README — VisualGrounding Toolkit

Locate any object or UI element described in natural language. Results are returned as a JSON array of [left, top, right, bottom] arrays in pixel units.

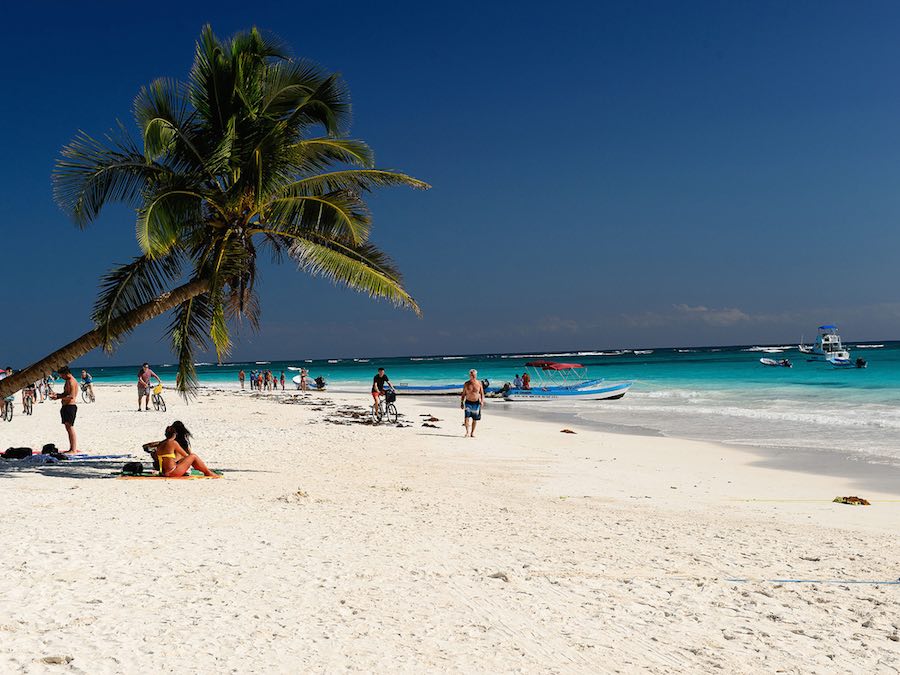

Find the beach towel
[[118, 474, 223, 480], [16, 454, 61, 465], [67, 454, 132, 460]]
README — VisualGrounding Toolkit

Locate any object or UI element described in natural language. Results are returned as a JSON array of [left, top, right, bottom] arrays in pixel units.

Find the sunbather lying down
[[142, 422, 220, 478]]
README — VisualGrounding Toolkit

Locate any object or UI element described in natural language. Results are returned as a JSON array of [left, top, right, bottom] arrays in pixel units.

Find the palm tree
[[0, 25, 427, 399]]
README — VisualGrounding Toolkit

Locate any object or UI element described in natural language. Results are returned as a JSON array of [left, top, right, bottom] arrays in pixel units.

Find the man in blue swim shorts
[[460, 369, 485, 438]]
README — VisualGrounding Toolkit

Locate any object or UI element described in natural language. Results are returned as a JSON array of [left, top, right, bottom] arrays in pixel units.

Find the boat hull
[[504, 381, 632, 401], [393, 384, 463, 395]]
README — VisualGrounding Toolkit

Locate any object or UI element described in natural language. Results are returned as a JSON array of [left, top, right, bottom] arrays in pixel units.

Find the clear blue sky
[[2, 0, 899, 365]]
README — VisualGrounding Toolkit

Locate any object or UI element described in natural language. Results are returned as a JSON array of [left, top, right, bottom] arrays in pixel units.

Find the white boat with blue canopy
[[503, 361, 632, 401], [798, 325, 867, 369], [799, 325, 850, 362]]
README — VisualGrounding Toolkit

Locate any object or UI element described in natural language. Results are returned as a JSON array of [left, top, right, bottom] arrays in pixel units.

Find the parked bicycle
[[81, 381, 95, 403], [2, 396, 13, 422], [151, 384, 166, 412], [371, 386, 398, 424]]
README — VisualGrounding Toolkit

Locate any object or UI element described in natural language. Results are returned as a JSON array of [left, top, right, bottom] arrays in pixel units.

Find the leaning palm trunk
[[0, 279, 209, 400]]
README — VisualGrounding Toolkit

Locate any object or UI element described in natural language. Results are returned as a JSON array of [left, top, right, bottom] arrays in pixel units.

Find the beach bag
[[122, 462, 144, 476], [42, 443, 59, 454], [3, 447, 33, 459]]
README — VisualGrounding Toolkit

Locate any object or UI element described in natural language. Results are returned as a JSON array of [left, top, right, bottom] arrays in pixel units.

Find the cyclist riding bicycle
[[1, 367, 14, 411], [371, 367, 392, 412], [81, 369, 94, 400]]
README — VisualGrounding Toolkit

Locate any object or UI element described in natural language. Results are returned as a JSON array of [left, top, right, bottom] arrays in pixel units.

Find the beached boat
[[799, 325, 851, 362], [504, 380, 632, 401], [503, 361, 632, 401], [393, 383, 463, 396], [760, 358, 792, 368]]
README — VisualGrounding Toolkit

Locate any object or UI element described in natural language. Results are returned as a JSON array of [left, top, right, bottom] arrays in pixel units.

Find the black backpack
[[3, 447, 33, 459], [42, 443, 59, 454], [122, 462, 144, 476]]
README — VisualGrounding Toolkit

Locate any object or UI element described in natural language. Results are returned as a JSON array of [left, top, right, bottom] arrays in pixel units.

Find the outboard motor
[[481, 378, 490, 391], [314, 375, 326, 389], [856, 358, 867, 369]]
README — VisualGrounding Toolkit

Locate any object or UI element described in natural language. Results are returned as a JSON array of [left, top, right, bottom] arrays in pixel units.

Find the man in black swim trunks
[[50, 365, 79, 453]]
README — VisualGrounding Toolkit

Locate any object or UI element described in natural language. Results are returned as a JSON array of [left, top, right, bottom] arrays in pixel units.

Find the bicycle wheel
[[386, 403, 398, 424], [82, 388, 90, 403], [3, 402, 12, 422], [154, 394, 166, 412]]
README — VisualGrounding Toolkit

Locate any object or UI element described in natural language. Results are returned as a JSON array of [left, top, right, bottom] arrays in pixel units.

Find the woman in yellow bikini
[[142, 421, 219, 477]]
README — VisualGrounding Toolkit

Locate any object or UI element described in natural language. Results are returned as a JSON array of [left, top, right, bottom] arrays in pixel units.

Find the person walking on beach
[[137, 363, 161, 411], [461, 369, 485, 438], [239, 369, 245, 389], [280, 371, 285, 390], [50, 366, 79, 453], [300, 368, 309, 391]]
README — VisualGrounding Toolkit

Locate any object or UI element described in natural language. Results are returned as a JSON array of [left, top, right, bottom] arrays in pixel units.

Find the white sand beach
[[1, 385, 898, 673]]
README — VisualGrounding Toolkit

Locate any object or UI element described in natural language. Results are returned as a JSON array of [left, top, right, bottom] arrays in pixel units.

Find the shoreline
[[82, 381, 900, 496]]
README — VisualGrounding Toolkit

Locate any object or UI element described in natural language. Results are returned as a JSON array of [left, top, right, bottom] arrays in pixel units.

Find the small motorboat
[[760, 358, 792, 368], [503, 361, 632, 401], [829, 357, 867, 369], [504, 380, 632, 401], [393, 379, 494, 396]]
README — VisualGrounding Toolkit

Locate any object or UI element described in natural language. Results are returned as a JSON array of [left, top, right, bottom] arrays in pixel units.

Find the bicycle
[[81, 382, 95, 403], [151, 384, 166, 412], [2, 396, 13, 422], [371, 388, 398, 425]]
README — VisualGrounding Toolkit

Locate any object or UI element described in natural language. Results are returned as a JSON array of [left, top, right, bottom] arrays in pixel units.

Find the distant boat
[[760, 357, 792, 368], [633, 350, 654, 355], [855, 344, 884, 349], [799, 325, 851, 362], [829, 357, 868, 369]]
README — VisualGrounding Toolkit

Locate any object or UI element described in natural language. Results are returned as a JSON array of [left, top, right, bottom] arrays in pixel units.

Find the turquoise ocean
[[83, 341, 900, 466]]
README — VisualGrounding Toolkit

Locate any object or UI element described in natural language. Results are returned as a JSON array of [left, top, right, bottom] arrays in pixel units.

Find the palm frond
[[92, 254, 184, 350], [285, 235, 420, 315], [265, 192, 371, 243], [260, 59, 333, 118], [286, 138, 374, 169], [169, 289, 214, 396], [136, 189, 204, 257], [53, 127, 166, 227], [279, 169, 430, 196]]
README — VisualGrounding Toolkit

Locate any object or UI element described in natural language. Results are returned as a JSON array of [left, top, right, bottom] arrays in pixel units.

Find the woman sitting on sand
[[142, 421, 219, 477]]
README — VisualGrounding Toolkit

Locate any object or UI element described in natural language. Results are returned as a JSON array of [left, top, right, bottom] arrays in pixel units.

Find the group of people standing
[[513, 372, 531, 389], [239, 369, 285, 391]]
